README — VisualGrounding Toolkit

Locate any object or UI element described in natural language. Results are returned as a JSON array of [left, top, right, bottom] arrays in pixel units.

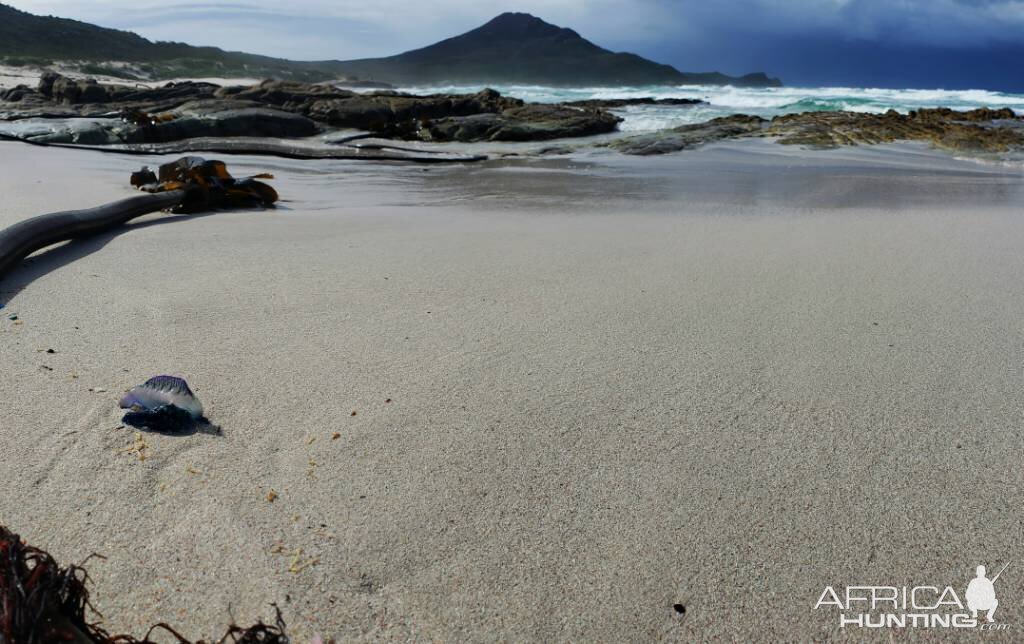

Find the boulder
[[0, 85, 33, 103], [421, 104, 621, 142], [118, 107, 318, 143]]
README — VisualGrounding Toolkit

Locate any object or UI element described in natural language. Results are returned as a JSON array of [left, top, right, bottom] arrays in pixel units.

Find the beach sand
[[1, 140, 1023, 641]]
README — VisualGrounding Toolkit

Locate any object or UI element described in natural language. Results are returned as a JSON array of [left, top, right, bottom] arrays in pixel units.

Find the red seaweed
[[0, 525, 289, 644]]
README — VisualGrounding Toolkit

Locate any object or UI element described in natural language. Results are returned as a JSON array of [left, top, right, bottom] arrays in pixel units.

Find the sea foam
[[394, 83, 1024, 132]]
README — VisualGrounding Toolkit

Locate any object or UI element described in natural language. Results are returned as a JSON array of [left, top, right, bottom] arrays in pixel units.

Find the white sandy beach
[[1, 140, 1023, 641]]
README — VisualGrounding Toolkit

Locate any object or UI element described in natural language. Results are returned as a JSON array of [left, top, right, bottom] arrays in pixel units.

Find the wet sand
[[1, 140, 1022, 641]]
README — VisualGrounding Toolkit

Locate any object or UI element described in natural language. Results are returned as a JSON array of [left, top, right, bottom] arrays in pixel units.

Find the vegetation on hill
[[0, 4, 781, 87], [335, 13, 781, 87], [0, 3, 343, 81]]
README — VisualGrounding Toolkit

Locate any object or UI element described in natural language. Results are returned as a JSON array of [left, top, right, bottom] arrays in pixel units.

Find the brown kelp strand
[[130, 156, 278, 214]]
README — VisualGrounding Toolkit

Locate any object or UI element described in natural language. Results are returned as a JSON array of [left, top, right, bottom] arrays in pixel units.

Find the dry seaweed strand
[[0, 525, 289, 644]]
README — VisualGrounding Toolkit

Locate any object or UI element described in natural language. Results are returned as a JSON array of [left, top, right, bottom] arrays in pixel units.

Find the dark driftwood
[[0, 190, 187, 279]]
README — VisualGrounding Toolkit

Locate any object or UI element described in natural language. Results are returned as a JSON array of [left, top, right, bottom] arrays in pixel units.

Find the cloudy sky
[[8, 0, 1024, 90]]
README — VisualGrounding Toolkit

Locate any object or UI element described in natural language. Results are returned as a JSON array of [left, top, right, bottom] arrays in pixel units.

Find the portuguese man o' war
[[119, 375, 208, 433]]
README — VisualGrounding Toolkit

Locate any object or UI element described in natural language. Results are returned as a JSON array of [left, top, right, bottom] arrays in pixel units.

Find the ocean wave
[[395, 83, 1024, 132]]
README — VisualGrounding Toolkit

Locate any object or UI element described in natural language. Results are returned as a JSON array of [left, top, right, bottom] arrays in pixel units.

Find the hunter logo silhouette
[[966, 563, 1007, 623]]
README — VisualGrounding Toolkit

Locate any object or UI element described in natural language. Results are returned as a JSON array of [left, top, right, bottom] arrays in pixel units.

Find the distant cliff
[[334, 13, 781, 87]]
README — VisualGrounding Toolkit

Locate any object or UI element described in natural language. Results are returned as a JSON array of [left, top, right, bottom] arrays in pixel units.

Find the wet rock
[[47, 76, 110, 104], [37, 72, 59, 98], [305, 88, 524, 132], [216, 79, 356, 112], [118, 107, 318, 143], [227, 82, 615, 141], [306, 95, 403, 131], [5, 75, 622, 143], [0, 85, 34, 103], [421, 104, 621, 142], [28, 126, 117, 145], [763, 109, 1024, 152], [608, 108, 1024, 155], [36, 73, 223, 109], [912, 107, 1018, 123], [609, 115, 766, 155], [24, 103, 317, 145]]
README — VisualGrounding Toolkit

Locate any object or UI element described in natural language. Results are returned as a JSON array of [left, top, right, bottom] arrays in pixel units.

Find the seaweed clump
[[0, 525, 289, 643], [130, 157, 278, 214]]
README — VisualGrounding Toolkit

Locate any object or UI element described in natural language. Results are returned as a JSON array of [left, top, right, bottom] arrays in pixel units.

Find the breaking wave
[[394, 83, 1024, 132]]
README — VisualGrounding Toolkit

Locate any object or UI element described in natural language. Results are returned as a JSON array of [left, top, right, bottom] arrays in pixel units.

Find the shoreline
[[2, 72, 1023, 164], [1, 140, 1022, 639]]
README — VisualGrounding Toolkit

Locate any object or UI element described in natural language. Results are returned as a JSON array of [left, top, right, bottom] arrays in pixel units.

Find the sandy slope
[[0, 64, 260, 90], [0, 140, 1022, 641]]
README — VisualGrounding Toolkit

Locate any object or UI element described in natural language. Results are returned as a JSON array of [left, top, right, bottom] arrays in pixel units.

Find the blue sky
[[8, 1, 1024, 90]]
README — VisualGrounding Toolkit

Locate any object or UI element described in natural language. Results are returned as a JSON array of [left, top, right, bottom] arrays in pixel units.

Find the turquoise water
[[396, 84, 1024, 132]]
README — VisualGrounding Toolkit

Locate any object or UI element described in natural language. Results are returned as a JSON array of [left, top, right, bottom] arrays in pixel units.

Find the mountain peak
[[338, 13, 779, 87], [0, 3, 781, 88], [476, 12, 578, 38], [487, 12, 546, 26]]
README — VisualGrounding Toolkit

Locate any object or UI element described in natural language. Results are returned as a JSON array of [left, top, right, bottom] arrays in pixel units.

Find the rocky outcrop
[[609, 115, 767, 155], [762, 108, 1024, 152], [19, 88, 318, 145], [37, 71, 222, 106], [1, 75, 623, 144], [421, 105, 622, 142], [609, 108, 1024, 155], [0, 84, 35, 103], [216, 82, 522, 129], [119, 107, 318, 143], [4, 74, 1021, 155]]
